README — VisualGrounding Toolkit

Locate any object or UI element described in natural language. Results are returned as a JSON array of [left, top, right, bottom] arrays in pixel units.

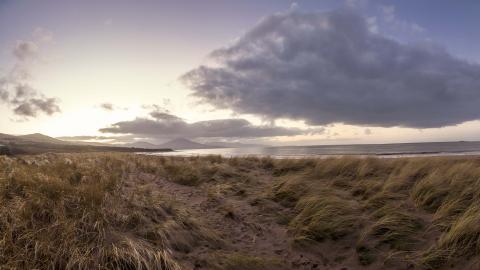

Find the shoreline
[[141, 149, 480, 159]]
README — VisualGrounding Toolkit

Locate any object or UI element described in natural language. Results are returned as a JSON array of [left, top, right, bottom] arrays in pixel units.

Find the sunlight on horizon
[[2, 0, 480, 146]]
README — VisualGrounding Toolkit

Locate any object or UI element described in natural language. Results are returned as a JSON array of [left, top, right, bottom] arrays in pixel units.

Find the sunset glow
[[2, 0, 480, 145]]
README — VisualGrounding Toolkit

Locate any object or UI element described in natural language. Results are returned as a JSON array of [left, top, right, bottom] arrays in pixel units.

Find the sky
[[1, 0, 480, 146]]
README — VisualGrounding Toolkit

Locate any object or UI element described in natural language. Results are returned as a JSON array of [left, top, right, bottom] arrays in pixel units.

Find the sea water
[[146, 141, 480, 158]]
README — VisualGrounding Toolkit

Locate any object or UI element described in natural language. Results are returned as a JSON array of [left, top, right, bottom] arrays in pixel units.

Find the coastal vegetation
[[1, 153, 480, 269]]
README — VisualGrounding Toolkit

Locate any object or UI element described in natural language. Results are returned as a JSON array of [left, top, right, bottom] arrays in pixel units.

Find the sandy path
[[145, 173, 328, 270], [131, 171, 427, 270]]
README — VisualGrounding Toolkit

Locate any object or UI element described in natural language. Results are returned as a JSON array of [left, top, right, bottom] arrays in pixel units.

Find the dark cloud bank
[[182, 9, 480, 128], [100, 110, 321, 140], [0, 35, 60, 118]]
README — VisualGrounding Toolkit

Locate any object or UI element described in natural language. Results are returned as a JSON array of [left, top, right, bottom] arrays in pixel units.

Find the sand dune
[[1, 153, 480, 269]]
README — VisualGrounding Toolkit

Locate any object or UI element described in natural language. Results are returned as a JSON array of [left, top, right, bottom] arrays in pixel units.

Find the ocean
[[147, 141, 480, 158]]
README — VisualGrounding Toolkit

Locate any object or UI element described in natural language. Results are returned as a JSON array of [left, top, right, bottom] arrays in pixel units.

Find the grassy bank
[[1, 153, 480, 269]]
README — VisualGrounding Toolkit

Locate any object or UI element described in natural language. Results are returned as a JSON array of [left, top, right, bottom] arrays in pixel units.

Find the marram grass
[[1, 153, 480, 269]]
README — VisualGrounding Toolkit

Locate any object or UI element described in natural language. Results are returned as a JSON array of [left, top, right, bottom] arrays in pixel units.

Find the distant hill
[[18, 133, 68, 144], [122, 141, 161, 149], [123, 140, 266, 150], [0, 133, 16, 139], [0, 133, 17, 143], [0, 132, 265, 154], [0, 133, 172, 155], [157, 138, 218, 150], [207, 141, 268, 148]]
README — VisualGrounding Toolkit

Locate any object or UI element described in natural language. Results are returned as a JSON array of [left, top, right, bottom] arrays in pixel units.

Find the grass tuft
[[289, 193, 359, 241]]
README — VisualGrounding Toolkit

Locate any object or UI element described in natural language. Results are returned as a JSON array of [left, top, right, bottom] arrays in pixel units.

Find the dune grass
[[1, 153, 480, 269], [289, 192, 360, 242], [0, 154, 216, 269], [265, 156, 480, 268], [360, 207, 423, 250]]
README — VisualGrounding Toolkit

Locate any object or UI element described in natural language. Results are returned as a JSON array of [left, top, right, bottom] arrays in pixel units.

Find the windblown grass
[[2, 154, 480, 269], [360, 207, 423, 250], [266, 156, 480, 268], [0, 154, 215, 269], [290, 193, 359, 242]]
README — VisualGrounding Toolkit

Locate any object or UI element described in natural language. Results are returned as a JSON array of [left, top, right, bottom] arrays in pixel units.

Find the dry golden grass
[[266, 156, 480, 268], [0, 154, 216, 269], [2, 153, 480, 269]]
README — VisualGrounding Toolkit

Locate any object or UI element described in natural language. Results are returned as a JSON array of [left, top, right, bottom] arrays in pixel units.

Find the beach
[[146, 141, 480, 158]]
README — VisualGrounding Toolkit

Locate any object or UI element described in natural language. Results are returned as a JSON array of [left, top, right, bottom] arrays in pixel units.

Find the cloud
[[345, 0, 369, 8], [58, 135, 110, 141], [182, 9, 480, 128], [0, 29, 60, 119], [99, 110, 318, 140], [99, 103, 114, 111], [13, 41, 39, 61], [57, 135, 135, 143], [149, 111, 183, 122], [29, 98, 60, 115], [99, 102, 128, 111], [0, 82, 60, 118], [380, 5, 424, 34], [366, 16, 378, 33], [13, 96, 60, 117], [33, 27, 53, 43]]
